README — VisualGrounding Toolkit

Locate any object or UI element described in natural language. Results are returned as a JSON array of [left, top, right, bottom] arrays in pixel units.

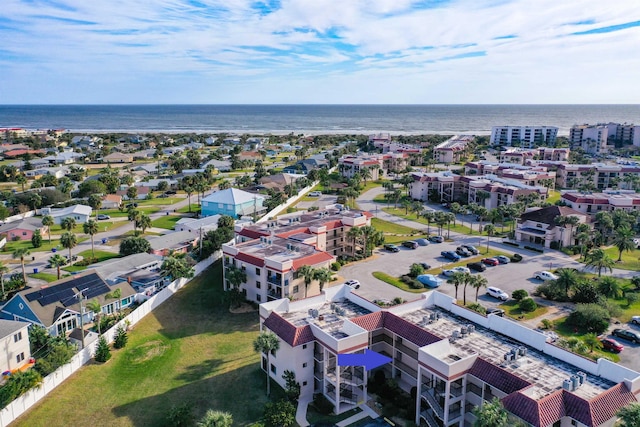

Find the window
[[270, 364, 276, 374], [256, 267, 261, 275], [16, 352, 24, 363], [302, 381, 307, 386], [303, 363, 307, 368], [13, 332, 22, 342], [293, 285, 299, 293], [241, 265, 246, 272], [256, 281, 261, 289], [302, 344, 307, 349]]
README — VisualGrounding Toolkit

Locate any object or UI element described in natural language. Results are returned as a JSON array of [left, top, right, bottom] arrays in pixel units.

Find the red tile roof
[[236, 252, 265, 267], [588, 383, 637, 426], [291, 252, 334, 270], [351, 311, 385, 331], [238, 228, 267, 240], [352, 312, 440, 347], [263, 313, 314, 347], [469, 358, 531, 394]]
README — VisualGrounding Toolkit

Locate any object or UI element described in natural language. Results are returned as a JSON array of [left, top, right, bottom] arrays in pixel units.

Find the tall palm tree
[[60, 217, 76, 232], [613, 226, 635, 262], [461, 272, 473, 306], [471, 275, 489, 302], [583, 333, 603, 353], [483, 224, 495, 253], [584, 249, 615, 277], [253, 332, 280, 397], [313, 268, 332, 293], [48, 254, 67, 280], [422, 210, 434, 235], [137, 214, 152, 234], [447, 271, 465, 300], [128, 209, 142, 233], [86, 299, 103, 335], [12, 248, 30, 284], [60, 232, 77, 265], [297, 265, 316, 298], [347, 227, 363, 256], [41, 215, 54, 243], [445, 212, 456, 238], [83, 219, 99, 259]]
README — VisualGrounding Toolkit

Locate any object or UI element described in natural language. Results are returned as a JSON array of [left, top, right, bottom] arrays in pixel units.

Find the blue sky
[[1, 0, 640, 104]]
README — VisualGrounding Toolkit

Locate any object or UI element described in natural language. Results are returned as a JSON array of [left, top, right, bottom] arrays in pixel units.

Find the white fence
[[0, 251, 221, 427], [257, 183, 317, 223]]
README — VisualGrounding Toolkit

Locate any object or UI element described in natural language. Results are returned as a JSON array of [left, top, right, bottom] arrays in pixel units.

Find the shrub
[[264, 400, 296, 427], [94, 336, 111, 363], [409, 263, 424, 278], [626, 292, 640, 306], [312, 393, 333, 415], [512, 289, 528, 301], [519, 297, 537, 312], [400, 275, 423, 289], [0, 369, 42, 409], [567, 303, 610, 334], [113, 325, 128, 349], [466, 303, 486, 314], [571, 282, 600, 304], [540, 319, 554, 330], [331, 262, 340, 271], [31, 230, 42, 248], [166, 403, 193, 427], [502, 241, 519, 247], [524, 245, 544, 253], [510, 253, 523, 263], [536, 282, 569, 302], [392, 297, 405, 305]]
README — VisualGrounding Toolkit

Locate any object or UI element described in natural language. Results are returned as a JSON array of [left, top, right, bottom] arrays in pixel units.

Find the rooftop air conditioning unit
[[577, 371, 587, 386]]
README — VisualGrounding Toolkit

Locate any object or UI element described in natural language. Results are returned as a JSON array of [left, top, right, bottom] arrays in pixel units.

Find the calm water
[[1, 104, 639, 135]]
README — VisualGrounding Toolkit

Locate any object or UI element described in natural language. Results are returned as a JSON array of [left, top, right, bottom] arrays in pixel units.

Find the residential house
[[201, 188, 266, 218], [256, 173, 303, 192], [71, 136, 102, 147], [259, 285, 640, 426], [41, 204, 93, 224], [175, 215, 221, 234], [205, 137, 218, 146], [0, 320, 32, 374], [162, 146, 185, 156], [201, 159, 232, 172], [135, 178, 178, 191], [24, 166, 68, 179], [91, 253, 165, 295], [283, 157, 329, 174], [102, 152, 134, 163], [12, 158, 50, 170], [42, 151, 85, 165], [116, 186, 150, 200], [147, 231, 198, 256], [515, 205, 588, 248], [131, 149, 156, 160], [238, 151, 262, 162], [0, 217, 48, 241], [101, 194, 122, 209], [0, 271, 136, 337]]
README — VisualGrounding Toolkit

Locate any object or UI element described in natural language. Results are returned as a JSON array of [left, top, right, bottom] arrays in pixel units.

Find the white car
[[345, 280, 360, 289], [309, 191, 322, 197], [534, 271, 558, 281], [495, 255, 510, 264], [442, 266, 471, 277], [632, 316, 640, 325], [486, 286, 509, 301]]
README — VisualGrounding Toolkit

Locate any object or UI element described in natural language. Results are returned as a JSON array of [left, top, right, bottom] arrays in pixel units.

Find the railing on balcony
[[420, 409, 442, 427], [267, 275, 282, 286], [314, 350, 324, 361], [467, 383, 482, 396], [420, 391, 444, 420], [448, 405, 462, 421], [395, 342, 418, 359], [394, 360, 417, 379], [450, 384, 463, 398]]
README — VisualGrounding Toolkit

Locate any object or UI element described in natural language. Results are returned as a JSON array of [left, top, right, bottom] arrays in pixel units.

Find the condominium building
[[434, 136, 474, 164], [465, 162, 556, 189], [223, 206, 373, 303], [499, 148, 569, 165], [338, 155, 383, 181], [570, 123, 640, 151], [515, 205, 589, 248], [409, 172, 548, 209], [561, 190, 640, 215], [259, 285, 639, 426], [490, 126, 558, 148], [554, 163, 640, 190]]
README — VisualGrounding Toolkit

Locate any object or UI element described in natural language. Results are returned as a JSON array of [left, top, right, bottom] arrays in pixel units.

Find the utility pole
[[74, 288, 88, 349], [199, 226, 203, 258]]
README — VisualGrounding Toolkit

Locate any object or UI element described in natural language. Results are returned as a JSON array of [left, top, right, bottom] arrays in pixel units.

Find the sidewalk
[[295, 396, 312, 427], [335, 404, 379, 427]]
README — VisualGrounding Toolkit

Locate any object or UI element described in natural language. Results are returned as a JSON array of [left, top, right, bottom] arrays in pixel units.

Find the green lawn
[[14, 261, 285, 427], [50, 221, 122, 235], [151, 215, 182, 230], [382, 207, 481, 235], [177, 204, 200, 214], [601, 246, 640, 271], [99, 207, 161, 218], [546, 190, 561, 204], [135, 197, 183, 206], [1, 238, 62, 254], [78, 250, 120, 262], [28, 272, 63, 283], [371, 217, 420, 235], [498, 300, 549, 320], [372, 271, 425, 293], [552, 317, 620, 362]]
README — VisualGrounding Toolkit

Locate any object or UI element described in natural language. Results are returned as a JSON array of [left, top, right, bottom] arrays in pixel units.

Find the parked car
[[462, 245, 479, 255], [534, 271, 559, 281], [428, 235, 444, 243], [165, 190, 177, 195], [402, 241, 419, 250], [417, 274, 444, 288], [455, 247, 471, 257], [415, 238, 430, 246], [481, 258, 500, 266], [495, 255, 510, 264], [157, 193, 169, 198], [631, 316, 640, 325], [308, 191, 322, 197], [419, 263, 432, 270], [97, 214, 111, 220], [125, 203, 138, 209], [487, 308, 505, 317], [384, 244, 400, 253], [467, 262, 487, 272], [345, 280, 361, 289], [443, 266, 471, 277], [441, 251, 461, 261], [599, 337, 624, 353], [486, 287, 509, 301], [612, 329, 640, 344]]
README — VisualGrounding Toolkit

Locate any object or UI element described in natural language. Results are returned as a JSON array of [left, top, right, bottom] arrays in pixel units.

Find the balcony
[[314, 350, 324, 361], [267, 275, 282, 286], [420, 409, 443, 427], [394, 360, 417, 379], [421, 390, 445, 420], [396, 342, 418, 359]]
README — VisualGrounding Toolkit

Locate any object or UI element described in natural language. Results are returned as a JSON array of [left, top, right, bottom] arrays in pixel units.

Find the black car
[[125, 203, 139, 209], [384, 244, 400, 253], [419, 263, 431, 270], [462, 244, 479, 255], [456, 247, 471, 257], [165, 190, 177, 195], [402, 241, 419, 249], [612, 329, 640, 344], [467, 262, 487, 272]]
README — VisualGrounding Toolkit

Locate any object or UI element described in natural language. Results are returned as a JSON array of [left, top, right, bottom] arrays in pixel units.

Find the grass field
[[601, 246, 640, 271], [14, 261, 283, 427], [135, 197, 183, 206], [50, 221, 122, 235], [1, 238, 62, 254], [498, 300, 549, 320], [99, 207, 161, 218], [177, 204, 200, 214], [151, 215, 182, 230], [382, 207, 481, 236], [28, 272, 63, 282]]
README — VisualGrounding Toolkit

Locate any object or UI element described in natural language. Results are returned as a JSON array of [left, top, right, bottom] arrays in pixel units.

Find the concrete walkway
[[295, 395, 312, 427], [336, 403, 380, 427]]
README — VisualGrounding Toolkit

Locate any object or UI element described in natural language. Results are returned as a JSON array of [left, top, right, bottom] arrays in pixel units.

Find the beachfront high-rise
[[490, 126, 559, 148]]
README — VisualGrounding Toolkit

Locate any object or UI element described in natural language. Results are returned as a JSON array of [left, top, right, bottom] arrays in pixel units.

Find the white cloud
[[1, 0, 640, 103]]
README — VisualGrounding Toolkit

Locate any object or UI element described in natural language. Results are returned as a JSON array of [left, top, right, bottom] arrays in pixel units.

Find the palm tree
[[447, 272, 465, 300], [461, 272, 473, 305], [347, 227, 363, 256], [483, 224, 495, 253], [138, 214, 152, 234], [313, 268, 332, 293], [224, 265, 247, 290], [471, 275, 488, 302], [41, 215, 54, 243], [60, 232, 77, 265], [86, 299, 103, 335], [445, 212, 455, 238], [128, 209, 142, 233], [184, 185, 194, 212], [0, 261, 9, 298], [48, 254, 67, 280], [197, 410, 233, 427], [584, 249, 615, 277], [583, 333, 603, 353], [554, 268, 580, 298], [60, 217, 76, 232], [12, 248, 30, 284], [597, 276, 623, 299], [253, 332, 280, 397], [613, 225, 635, 262], [297, 265, 316, 298], [16, 174, 27, 192], [83, 219, 99, 259], [422, 210, 434, 235]]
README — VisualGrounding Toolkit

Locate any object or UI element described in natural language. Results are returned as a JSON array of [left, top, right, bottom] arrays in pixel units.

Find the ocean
[[1, 104, 639, 135]]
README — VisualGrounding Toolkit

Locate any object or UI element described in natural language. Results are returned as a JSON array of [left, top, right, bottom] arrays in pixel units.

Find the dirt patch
[[128, 340, 168, 363], [230, 303, 255, 314]]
